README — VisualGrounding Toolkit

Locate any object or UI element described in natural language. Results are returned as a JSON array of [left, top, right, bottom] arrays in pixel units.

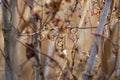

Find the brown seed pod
[[58, 20, 64, 27], [55, 15, 60, 22], [63, 26, 69, 33], [59, 26, 69, 34], [38, 33, 45, 41], [59, 27, 64, 34], [65, 0, 71, 3], [78, 0, 84, 3], [45, 0, 61, 11], [91, 9, 98, 16], [45, 3, 51, 9], [38, 66, 44, 75], [32, 6, 41, 15], [26, 27, 33, 34]]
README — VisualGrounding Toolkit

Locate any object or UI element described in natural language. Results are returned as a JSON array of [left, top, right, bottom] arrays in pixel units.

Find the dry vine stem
[[57, 60, 67, 80], [115, 0, 120, 78], [44, 41, 55, 79], [78, 0, 90, 28], [98, 0, 120, 79], [109, 21, 120, 80], [82, 0, 112, 80], [97, 0, 115, 79]]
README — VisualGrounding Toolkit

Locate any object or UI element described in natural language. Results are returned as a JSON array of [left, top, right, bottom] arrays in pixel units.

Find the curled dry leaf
[[26, 43, 35, 60], [58, 49, 68, 58]]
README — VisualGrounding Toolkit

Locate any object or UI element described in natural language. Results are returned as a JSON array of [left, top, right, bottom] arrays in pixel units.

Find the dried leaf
[[26, 43, 35, 59]]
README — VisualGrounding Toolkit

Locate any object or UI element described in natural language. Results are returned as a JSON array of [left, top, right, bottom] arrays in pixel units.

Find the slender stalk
[[115, 0, 120, 77], [44, 41, 55, 80], [78, 0, 90, 28], [30, 0, 40, 80], [116, 21, 120, 77], [82, 0, 112, 80], [57, 60, 67, 80]]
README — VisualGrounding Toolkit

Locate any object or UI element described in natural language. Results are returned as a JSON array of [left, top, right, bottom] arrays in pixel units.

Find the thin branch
[[57, 60, 67, 80], [16, 38, 62, 71], [78, 0, 90, 28]]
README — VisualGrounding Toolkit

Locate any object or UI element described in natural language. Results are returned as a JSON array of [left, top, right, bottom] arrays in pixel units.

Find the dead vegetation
[[0, 0, 120, 80]]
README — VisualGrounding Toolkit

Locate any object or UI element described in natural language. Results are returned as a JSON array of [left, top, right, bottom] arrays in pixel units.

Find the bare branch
[[82, 0, 112, 80]]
